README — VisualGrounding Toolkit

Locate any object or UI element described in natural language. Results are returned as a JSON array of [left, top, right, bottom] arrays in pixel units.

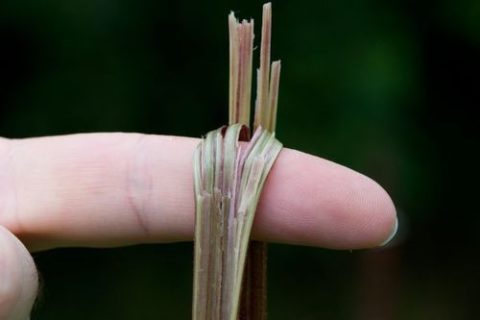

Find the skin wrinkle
[[125, 134, 154, 239]]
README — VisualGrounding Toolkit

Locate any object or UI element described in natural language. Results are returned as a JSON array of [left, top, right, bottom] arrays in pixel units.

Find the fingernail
[[380, 217, 398, 246]]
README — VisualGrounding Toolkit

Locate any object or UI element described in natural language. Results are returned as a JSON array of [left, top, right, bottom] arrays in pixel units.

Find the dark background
[[1, 0, 478, 319]]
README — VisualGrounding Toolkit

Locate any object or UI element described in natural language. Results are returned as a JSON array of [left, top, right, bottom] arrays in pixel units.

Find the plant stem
[[193, 3, 282, 319]]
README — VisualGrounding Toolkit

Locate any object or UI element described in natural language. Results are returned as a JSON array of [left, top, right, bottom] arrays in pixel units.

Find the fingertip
[[354, 176, 398, 248], [254, 149, 398, 249]]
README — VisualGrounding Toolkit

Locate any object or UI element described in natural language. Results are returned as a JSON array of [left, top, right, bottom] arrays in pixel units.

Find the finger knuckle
[[126, 134, 154, 238]]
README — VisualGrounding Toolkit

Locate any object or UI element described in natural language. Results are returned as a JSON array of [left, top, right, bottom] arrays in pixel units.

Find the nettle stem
[[193, 3, 282, 319]]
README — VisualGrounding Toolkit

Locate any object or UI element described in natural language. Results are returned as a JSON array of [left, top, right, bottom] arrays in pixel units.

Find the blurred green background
[[1, 0, 478, 319]]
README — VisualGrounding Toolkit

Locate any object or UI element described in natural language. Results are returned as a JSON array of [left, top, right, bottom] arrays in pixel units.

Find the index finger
[[0, 133, 397, 251]]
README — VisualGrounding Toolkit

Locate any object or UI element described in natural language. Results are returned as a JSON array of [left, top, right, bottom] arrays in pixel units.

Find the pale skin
[[0, 133, 397, 319]]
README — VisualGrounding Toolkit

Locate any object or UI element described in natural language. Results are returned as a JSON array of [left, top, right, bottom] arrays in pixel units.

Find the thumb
[[0, 226, 38, 320]]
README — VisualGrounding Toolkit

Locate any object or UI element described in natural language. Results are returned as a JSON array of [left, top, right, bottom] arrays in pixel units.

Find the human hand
[[0, 133, 397, 319]]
